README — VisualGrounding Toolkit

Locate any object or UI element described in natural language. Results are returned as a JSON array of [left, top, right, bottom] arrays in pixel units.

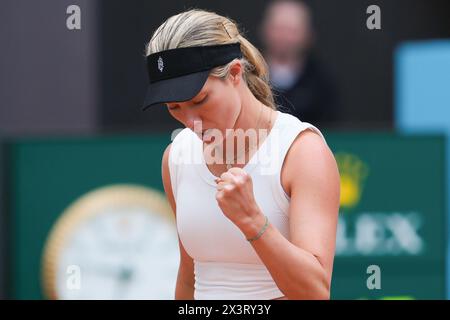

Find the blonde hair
[[145, 9, 276, 110]]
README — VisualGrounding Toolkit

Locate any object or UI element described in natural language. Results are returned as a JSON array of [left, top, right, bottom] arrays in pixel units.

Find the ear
[[228, 60, 243, 85]]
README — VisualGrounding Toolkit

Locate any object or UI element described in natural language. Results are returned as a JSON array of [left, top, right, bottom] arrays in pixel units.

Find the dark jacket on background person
[[272, 56, 339, 129]]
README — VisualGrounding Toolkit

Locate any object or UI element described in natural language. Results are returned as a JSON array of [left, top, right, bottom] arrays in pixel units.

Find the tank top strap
[[168, 128, 197, 201], [269, 112, 327, 214]]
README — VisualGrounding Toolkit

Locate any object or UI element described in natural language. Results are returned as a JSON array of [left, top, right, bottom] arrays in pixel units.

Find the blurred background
[[1, 0, 450, 299]]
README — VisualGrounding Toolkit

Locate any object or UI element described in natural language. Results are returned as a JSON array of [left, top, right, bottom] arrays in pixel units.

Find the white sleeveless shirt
[[168, 110, 327, 300]]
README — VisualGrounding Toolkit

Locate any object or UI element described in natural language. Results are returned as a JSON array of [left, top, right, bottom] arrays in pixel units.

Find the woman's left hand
[[214, 167, 262, 232]]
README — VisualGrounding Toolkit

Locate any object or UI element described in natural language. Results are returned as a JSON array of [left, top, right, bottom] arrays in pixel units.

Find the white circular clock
[[41, 184, 179, 300]]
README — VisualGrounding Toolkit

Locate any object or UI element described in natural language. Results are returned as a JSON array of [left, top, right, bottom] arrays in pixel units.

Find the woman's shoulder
[[162, 128, 190, 164], [163, 127, 201, 172], [275, 110, 328, 149], [277, 110, 325, 137], [172, 127, 194, 145], [276, 109, 335, 176], [285, 116, 336, 172], [280, 126, 337, 198], [168, 127, 196, 156]]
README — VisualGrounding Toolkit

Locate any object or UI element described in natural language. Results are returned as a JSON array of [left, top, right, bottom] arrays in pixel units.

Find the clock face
[[42, 185, 180, 300]]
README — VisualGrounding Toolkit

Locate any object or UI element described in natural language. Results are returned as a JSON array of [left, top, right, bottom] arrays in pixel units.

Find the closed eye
[[167, 94, 208, 111], [193, 95, 208, 106]]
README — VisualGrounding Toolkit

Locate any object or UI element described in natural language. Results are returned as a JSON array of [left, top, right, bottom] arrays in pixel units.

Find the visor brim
[[142, 70, 210, 110]]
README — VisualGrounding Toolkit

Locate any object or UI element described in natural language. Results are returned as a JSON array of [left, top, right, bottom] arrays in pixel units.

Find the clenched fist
[[214, 167, 264, 235]]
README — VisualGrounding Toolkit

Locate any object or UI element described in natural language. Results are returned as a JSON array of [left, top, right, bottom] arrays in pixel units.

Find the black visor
[[142, 43, 242, 110]]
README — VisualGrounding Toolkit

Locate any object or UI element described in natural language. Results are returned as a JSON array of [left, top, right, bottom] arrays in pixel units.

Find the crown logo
[[157, 56, 164, 72], [335, 152, 369, 210]]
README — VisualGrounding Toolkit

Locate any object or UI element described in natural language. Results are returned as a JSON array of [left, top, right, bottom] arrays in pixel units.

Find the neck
[[216, 91, 274, 166], [232, 95, 263, 134]]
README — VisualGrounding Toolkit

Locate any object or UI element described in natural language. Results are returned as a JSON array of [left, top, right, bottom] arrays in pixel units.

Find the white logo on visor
[[157, 56, 164, 72]]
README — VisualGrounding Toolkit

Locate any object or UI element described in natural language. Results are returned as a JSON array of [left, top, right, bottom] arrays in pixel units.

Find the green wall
[[5, 132, 446, 299]]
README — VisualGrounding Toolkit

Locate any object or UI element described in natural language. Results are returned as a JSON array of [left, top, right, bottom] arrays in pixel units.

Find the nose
[[184, 112, 202, 131], [168, 102, 203, 130]]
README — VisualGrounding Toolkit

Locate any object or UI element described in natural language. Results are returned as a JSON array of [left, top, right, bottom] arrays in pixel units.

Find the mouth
[[199, 129, 207, 138], [200, 128, 215, 143]]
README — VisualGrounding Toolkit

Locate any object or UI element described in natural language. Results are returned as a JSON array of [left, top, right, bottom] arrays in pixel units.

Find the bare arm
[[239, 129, 340, 299], [162, 143, 195, 300]]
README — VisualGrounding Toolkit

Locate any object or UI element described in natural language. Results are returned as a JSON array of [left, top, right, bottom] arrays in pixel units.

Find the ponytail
[[236, 35, 276, 110]]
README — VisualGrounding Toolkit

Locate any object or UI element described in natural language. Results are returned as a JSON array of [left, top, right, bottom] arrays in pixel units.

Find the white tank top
[[168, 110, 327, 300]]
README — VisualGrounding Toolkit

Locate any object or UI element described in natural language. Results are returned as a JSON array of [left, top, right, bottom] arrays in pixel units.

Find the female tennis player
[[143, 9, 340, 300]]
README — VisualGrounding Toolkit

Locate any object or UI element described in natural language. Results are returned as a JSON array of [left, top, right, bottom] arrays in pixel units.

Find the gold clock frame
[[41, 184, 174, 300]]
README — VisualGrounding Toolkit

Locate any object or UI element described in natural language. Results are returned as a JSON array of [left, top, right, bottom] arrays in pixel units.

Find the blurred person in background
[[260, 0, 340, 128]]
